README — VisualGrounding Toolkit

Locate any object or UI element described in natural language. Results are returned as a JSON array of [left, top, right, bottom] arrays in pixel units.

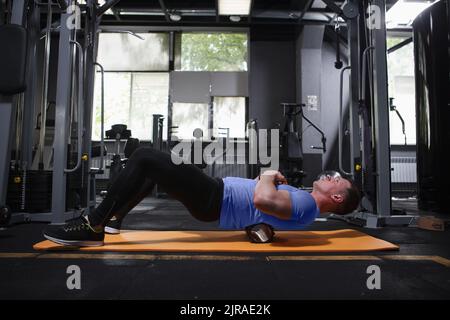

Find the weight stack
[[6, 170, 23, 212], [6, 170, 53, 213], [7, 169, 85, 213]]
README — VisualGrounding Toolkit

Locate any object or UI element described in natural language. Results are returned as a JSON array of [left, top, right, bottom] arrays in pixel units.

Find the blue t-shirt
[[219, 177, 320, 230]]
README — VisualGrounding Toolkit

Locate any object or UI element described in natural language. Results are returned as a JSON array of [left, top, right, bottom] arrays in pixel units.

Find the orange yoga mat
[[33, 229, 398, 252]]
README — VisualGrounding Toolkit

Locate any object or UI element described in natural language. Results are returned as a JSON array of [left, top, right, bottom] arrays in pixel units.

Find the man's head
[[312, 171, 361, 215]]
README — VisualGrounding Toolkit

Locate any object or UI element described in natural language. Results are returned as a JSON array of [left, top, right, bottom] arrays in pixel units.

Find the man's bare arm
[[253, 171, 291, 220]]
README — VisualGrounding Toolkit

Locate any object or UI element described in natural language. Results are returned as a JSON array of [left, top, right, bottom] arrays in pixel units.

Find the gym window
[[170, 97, 247, 141], [96, 33, 169, 71], [93, 31, 248, 142], [171, 103, 209, 140], [387, 35, 416, 145], [213, 97, 246, 138], [92, 72, 169, 141], [93, 32, 170, 141], [175, 32, 248, 71]]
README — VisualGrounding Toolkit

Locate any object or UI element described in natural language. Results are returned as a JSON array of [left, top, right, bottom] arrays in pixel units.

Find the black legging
[[88, 147, 224, 227]]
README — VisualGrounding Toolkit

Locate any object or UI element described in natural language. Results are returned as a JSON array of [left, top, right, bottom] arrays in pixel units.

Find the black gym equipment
[[105, 124, 131, 141], [245, 223, 275, 243], [106, 124, 131, 188], [152, 114, 164, 151], [0, 206, 11, 227], [334, 24, 343, 70], [321, 0, 359, 21], [413, 0, 450, 212], [279, 103, 326, 187], [0, 23, 28, 220], [104, 124, 140, 193]]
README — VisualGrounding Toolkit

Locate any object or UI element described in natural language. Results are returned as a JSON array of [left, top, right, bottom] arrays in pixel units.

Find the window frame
[[174, 31, 249, 72], [93, 27, 250, 143], [167, 96, 249, 142], [91, 71, 170, 142], [97, 31, 171, 72], [386, 31, 416, 146]]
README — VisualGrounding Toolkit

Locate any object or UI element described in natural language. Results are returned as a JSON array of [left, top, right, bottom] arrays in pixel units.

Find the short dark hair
[[332, 177, 361, 215]]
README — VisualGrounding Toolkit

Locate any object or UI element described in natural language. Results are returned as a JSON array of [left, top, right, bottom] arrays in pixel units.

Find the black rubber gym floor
[[0, 198, 449, 300]]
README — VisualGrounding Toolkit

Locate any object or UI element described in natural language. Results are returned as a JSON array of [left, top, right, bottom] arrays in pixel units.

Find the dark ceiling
[[99, 0, 399, 27]]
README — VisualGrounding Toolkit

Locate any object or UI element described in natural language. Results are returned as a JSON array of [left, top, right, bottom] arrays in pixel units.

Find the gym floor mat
[[33, 229, 399, 252]]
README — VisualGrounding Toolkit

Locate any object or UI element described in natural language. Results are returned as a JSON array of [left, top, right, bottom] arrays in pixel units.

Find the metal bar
[[22, 3, 41, 170], [99, 17, 345, 26], [112, 30, 144, 40], [360, 46, 374, 100], [301, 113, 327, 152], [387, 37, 412, 54], [111, 8, 122, 21], [97, 0, 121, 17], [34, 0, 58, 6], [339, 66, 352, 176], [321, 0, 344, 17], [99, 26, 250, 33], [94, 62, 105, 170], [392, 108, 406, 145], [326, 13, 337, 23], [324, 25, 348, 49], [169, 31, 174, 69], [67, 19, 77, 174], [157, 0, 170, 22], [372, 0, 391, 217], [128, 72, 133, 126], [37, 0, 53, 170], [167, 96, 173, 145], [215, 0, 219, 23], [248, 0, 254, 23], [298, 0, 314, 23], [152, 114, 163, 150], [14, 94, 24, 169], [0, 97, 16, 206], [359, 45, 374, 197], [11, 0, 26, 25], [347, 0, 362, 182], [208, 97, 213, 140], [65, 40, 84, 173], [51, 12, 73, 223], [83, 0, 100, 212], [101, 70, 168, 73]]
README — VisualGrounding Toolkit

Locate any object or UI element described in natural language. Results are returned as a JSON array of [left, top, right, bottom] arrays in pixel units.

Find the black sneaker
[[104, 216, 122, 234], [43, 215, 104, 247]]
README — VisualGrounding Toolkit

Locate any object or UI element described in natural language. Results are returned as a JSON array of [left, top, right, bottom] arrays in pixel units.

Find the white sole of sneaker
[[44, 234, 104, 247], [104, 226, 120, 234]]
